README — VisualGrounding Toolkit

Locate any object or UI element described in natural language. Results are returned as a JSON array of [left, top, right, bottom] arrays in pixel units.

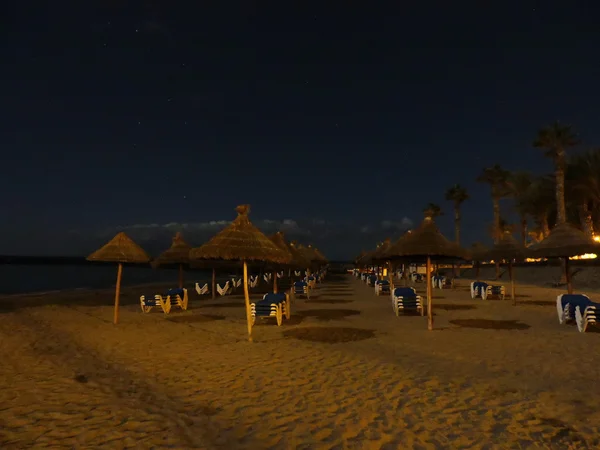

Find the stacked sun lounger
[[391, 287, 423, 316], [471, 281, 505, 300], [375, 279, 391, 296], [140, 288, 188, 314], [250, 292, 290, 326], [410, 273, 424, 283], [293, 281, 310, 299], [556, 293, 600, 333], [432, 275, 445, 289]]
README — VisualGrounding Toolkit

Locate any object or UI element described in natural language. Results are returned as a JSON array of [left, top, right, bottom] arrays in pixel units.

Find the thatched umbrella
[[268, 232, 293, 293], [288, 241, 310, 269], [87, 232, 150, 324], [477, 230, 525, 305], [295, 243, 314, 276], [469, 242, 489, 279], [354, 251, 366, 266], [313, 247, 327, 263], [189, 205, 290, 341], [371, 238, 392, 278], [386, 211, 466, 330], [152, 232, 191, 288], [527, 222, 600, 294]]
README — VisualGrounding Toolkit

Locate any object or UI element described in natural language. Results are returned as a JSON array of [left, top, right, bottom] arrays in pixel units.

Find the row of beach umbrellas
[[87, 204, 327, 341], [356, 209, 600, 330]]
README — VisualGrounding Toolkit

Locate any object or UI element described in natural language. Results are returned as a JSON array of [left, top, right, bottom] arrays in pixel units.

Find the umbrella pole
[[243, 261, 253, 342], [509, 262, 516, 306], [389, 262, 394, 289], [273, 271, 278, 293], [565, 258, 573, 294], [211, 268, 216, 300], [426, 256, 433, 329], [113, 262, 123, 325], [178, 263, 184, 289]]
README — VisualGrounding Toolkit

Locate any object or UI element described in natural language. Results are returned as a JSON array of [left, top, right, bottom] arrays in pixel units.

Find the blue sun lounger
[[375, 279, 390, 296], [391, 287, 423, 316], [471, 281, 505, 300], [250, 292, 289, 326], [556, 294, 590, 325], [576, 301, 600, 333], [293, 281, 310, 299], [140, 293, 170, 314], [432, 275, 445, 289], [165, 288, 189, 311]]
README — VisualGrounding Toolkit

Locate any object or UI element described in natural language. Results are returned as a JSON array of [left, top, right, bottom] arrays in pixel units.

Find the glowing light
[[569, 253, 597, 260], [594, 235, 600, 243]]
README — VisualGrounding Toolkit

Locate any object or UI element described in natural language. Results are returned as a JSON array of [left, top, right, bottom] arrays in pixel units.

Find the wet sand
[[1, 274, 599, 449]]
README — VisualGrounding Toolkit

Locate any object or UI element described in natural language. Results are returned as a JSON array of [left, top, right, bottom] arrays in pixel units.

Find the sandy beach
[[1, 274, 599, 449]]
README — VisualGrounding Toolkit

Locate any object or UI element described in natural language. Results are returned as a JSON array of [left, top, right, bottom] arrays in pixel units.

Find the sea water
[[0, 264, 220, 295]]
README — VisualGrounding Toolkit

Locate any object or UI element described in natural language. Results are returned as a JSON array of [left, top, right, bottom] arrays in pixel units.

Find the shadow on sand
[[297, 309, 361, 321], [306, 299, 354, 305], [167, 314, 225, 323], [434, 304, 477, 311], [523, 300, 556, 306], [283, 326, 375, 343], [449, 319, 530, 330]]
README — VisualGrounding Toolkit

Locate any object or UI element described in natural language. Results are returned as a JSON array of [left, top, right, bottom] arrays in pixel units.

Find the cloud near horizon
[[93, 216, 414, 259], [7, 216, 414, 260]]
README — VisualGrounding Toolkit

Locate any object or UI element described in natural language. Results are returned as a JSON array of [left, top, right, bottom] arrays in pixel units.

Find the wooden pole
[[273, 271, 278, 293], [509, 262, 516, 306], [243, 261, 253, 342], [113, 262, 123, 325], [426, 256, 433, 330], [565, 258, 573, 294], [178, 263, 184, 289], [211, 268, 216, 300]]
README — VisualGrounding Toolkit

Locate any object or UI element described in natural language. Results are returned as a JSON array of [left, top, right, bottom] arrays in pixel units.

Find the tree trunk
[[580, 201, 594, 238], [454, 206, 461, 246], [520, 215, 528, 247], [492, 197, 501, 278], [541, 215, 550, 238], [555, 151, 567, 225], [492, 197, 501, 243]]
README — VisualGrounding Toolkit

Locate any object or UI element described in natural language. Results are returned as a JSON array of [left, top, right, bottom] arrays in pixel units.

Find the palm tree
[[526, 175, 556, 242], [506, 171, 532, 246], [476, 164, 510, 244], [566, 149, 600, 238], [445, 184, 469, 246], [533, 121, 580, 225], [424, 203, 443, 218]]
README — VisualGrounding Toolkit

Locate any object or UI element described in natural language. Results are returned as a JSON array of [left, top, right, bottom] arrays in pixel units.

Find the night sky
[[2, 2, 600, 259]]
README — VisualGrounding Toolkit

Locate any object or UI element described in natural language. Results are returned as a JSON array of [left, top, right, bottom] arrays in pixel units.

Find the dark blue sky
[[2, 2, 599, 259]]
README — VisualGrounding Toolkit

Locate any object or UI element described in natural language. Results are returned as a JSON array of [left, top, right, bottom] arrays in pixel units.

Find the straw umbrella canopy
[[372, 238, 392, 276], [358, 246, 378, 269], [477, 229, 526, 305], [354, 251, 366, 266], [87, 232, 150, 324], [526, 222, 600, 294], [152, 232, 191, 288], [386, 211, 467, 330], [189, 205, 291, 341], [313, 247, 327, 263], [295, 243, 315, 275], [469, 242, 489, 279], [267, 232, 294, 293]]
